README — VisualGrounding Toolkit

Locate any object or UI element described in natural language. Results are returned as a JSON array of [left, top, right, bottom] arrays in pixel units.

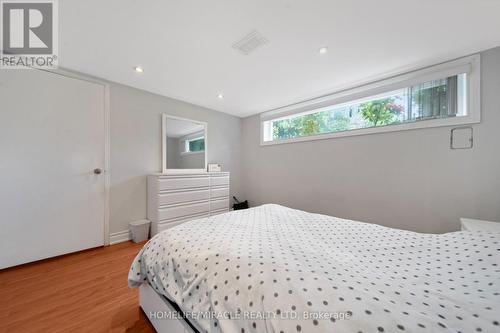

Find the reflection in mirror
[[163, 115, 206, 171]]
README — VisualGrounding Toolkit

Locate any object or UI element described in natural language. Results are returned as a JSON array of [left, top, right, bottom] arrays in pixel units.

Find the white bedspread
[[129, 204, 500, 333]]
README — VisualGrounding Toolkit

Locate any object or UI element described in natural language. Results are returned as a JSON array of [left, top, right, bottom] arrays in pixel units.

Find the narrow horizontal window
[[261, 55, 480, 145], [183, 136, 205, 153]]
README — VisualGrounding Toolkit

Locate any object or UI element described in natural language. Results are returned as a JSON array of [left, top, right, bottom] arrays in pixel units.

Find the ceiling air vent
[[232, 30, 268, 55]]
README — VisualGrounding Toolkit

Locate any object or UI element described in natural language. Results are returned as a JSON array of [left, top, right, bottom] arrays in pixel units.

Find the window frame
[[182, 135, 205, 155], [260, 54, 480, 146]]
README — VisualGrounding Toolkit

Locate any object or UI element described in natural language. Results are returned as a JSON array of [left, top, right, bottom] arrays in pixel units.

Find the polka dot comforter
[[129, 204, 500, 333]]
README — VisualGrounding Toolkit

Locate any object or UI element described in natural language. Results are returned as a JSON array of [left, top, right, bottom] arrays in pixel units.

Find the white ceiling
[[60, 0, 500, 118], [165, 118, 204, 138]]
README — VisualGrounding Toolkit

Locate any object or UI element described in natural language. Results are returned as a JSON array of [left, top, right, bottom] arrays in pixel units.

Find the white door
[[0, 69, 106, 269]]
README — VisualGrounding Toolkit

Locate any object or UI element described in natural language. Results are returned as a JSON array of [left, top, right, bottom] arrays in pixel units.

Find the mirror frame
[[161, 114, 208, 174]]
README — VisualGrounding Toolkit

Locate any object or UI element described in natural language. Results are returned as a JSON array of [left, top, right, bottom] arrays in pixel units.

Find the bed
[[129, 204, 500, 333]]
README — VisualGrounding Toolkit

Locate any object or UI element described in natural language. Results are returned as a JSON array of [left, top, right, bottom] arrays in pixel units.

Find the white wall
[[240, 47, 500, 233], [179, 152, 205, 169], [166, 137, 180, 169], [109, 83, 242, 234]]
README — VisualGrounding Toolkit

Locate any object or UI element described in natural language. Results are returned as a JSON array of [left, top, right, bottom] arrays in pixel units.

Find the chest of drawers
[[147, 172, 230, 235]]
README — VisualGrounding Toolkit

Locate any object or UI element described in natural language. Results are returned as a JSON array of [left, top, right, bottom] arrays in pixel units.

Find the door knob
[[93, 168, 102, 175]]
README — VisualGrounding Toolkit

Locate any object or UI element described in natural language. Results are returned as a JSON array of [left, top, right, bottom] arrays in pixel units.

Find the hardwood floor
[[0, 242, 155, 333]]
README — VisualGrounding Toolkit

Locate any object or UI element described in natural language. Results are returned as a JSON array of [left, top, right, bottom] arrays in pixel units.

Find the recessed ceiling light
[[217, 93, 224, 99], [134, 66, 144, 73], [319, 47, 328, 54]]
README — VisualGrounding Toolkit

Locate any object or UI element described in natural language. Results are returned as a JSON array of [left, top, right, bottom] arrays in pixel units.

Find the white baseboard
[[109, 229, 131, 245]]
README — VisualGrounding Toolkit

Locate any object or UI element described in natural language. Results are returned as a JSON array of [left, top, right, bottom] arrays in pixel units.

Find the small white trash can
[[129, 219, 151, 243]]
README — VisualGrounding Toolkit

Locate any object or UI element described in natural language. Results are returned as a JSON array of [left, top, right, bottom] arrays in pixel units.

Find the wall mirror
[[162, 114, 207, 173]]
